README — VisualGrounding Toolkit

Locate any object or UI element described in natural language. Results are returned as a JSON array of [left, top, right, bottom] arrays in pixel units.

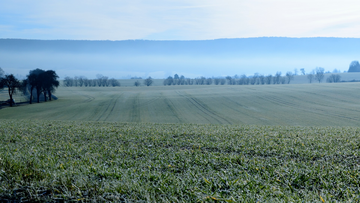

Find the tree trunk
[[37, 91, 40, 103], [29, 87, 33, 104], [43, 91, 47, 102], [9, 95, 13, 107], [8, 87, 13, 107], [48, 90, 52, 101]]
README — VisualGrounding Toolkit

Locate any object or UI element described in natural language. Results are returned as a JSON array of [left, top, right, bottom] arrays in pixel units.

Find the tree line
[[161, 68, 341, 87], [64, 74, 120, 87], [0, 67, 59, 107]]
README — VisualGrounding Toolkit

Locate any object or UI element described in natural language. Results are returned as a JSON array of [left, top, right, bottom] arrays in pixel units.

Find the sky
[[1, 0, 360, 40], [0, 0, 360, 79]]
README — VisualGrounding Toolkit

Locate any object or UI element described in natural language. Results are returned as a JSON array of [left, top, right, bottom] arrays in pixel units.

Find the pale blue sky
[[1, 0, 360, 40]]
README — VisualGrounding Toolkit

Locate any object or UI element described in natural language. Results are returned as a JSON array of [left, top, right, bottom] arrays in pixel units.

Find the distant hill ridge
[[1, 37, 359, 78], [1, 37, 360, 56]]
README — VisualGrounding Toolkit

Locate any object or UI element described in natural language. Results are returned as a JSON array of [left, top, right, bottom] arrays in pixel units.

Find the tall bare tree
[[220, 78, 226, 85], [144, 77, 153, 86], [286, 71, 294, 84], [314, 67, 325, 83], [259, 75, 265, 85], [205, 78, 213, 85], [326, 74, 341, 83], [307, 73, 314, 83], [164, 76, 174, 86], [108, 78, 120, 87], [300, 68, 305, 75], [294, 69, 298, 75], [134, 81, 141, 87], [64, 76, 73, 87], [265, 75, 272, 85], [274, 72, 282, 84]]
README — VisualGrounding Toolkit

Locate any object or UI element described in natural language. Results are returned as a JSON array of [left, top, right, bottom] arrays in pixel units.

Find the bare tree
[[87, 79, 93, 87], [187, 78, 194, 85], [164, 76, 174, 86], [214, 78, 220, 85], [108, 78, 120, 87], [220, 78, 226, 85], [281, 77, 286, 84], [300, 68, 305, 75], [314, 67, 325, 83], [254, 73, 260, 84], [179, 75, 185, 85], [134, 81, 141, 87], [103, 76, 109, 87], [73, 76, 79, 87], [265, 75, 272, 85], [78, 76, 86, 87], [205, 78, 213, 85], [307, 72, 314, 83], [250, 73, 259, 85], [64, 76, 73, 87], [286, 71, 294, 84], [294, 68, 298, 75], [238, 75, 247, 85], [250, 77, 256, 85], [144, 77, 153, 86], [326, 74, 341, 83], [274, 72, 282, 84], [83, 78, 89, 87], [195, 77, 206, 85], [96, 74, 103, 87], [225, 76, 232, 85], [259, 75, 265, 85]]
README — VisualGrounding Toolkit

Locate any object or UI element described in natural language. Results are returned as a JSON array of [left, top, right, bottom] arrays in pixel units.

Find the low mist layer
[[0, 37, 359, 79]]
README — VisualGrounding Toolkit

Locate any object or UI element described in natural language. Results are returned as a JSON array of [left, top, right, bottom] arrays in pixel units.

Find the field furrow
[[2, 83, 360, 126]]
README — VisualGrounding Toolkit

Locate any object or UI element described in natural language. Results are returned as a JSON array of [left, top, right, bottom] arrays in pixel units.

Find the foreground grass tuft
[[0, 119, 359, 202]]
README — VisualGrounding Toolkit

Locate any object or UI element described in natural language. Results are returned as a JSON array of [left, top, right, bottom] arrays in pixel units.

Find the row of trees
[[161, 68, 341, 87], [0, 68, 59, 107], [306, 67, 325, 83], [134, 77, 154, 86], [60, 67, 343, 88], [306, 67, 340, 83], [64, 74, 120, 87]]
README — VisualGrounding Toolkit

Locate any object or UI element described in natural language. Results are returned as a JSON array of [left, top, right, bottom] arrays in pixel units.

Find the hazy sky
[[1, 0, 360, 40]]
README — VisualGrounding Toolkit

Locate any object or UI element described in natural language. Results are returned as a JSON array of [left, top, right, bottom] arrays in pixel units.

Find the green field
[[1, 82, 360, 201], [1, 82, 360, 126], [1, 120, 359, 202]]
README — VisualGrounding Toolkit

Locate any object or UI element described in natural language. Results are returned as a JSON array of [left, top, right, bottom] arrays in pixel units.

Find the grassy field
[[1, 82, 360, 126], [1, 82, 360, 201], [0, 119, 359, 202]]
